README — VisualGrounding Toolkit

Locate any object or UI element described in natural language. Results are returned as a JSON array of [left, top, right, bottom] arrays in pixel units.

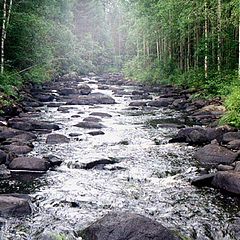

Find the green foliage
[[0, 71, 22, 96], [220, 86, 240, 128]]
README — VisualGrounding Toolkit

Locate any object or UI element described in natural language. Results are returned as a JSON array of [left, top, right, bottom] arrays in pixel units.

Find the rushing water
[[0, 78, 239, 240]]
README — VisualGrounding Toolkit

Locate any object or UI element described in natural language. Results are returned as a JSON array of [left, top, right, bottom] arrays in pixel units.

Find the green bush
[[220, 86, 240, 128]]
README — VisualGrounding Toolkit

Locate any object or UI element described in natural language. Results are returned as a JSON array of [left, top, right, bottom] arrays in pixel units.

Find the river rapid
[[0, 75, 239, 240]]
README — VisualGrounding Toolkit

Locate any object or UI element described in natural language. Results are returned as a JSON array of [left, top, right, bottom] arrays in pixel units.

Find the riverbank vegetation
[[0, 0, 239, 126]]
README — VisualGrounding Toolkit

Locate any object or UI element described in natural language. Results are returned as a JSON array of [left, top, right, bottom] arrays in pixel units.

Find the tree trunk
[[204, 0, 208, 79], [1, 0, 7, 74], [217, 0, 221, 73]]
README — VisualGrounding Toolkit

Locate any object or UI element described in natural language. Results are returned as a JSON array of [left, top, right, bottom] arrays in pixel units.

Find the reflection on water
[[0, 80, 239, 240]]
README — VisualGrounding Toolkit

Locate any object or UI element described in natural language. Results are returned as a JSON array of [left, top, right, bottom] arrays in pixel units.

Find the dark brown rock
[[46, 134, 70, 144], [83, 117, 102, 122], [148, 98, 174, 107], [194, 143, 239, 168], [0, 194, 31, 217], [80, 212, 180, 240], [222, 131, 240, 144], [212, 171, 240, 195], [9, 157, 50, 172], [90, 112, 112, 118], [75, 122, 106, 129]]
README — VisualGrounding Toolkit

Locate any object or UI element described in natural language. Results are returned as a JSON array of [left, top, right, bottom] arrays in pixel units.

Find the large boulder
[[80, 212, 180, 240], [78, 84, 92, 95], [3, 144, 33, 155], [9, 157, 50, 172], [148, 98, 174, 107], [75, 122, 106, 129], [0, 194, 31, 217], [66, 93, 116, 105], [194, 143, 239, 168], [212, 171, 240, 195], [46, 134, 70, 144], [222, 131, 240, 144]]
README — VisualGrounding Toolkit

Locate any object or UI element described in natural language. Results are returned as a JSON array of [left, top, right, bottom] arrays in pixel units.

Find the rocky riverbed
[[0, 73, 239, 239]]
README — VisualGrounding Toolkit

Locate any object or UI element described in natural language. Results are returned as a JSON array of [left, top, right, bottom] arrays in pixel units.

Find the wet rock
[[8, 118, 60, 131], [46, 134, 70, 144], [194, 143, 239, 168], [226, 140, 240, 150], [9, 132, 37, 142], [35, 94, 54, 102], [88, 131, 105, 136], [3, 144, 33, 155], [78, 84, 92, 95], [80, 212, 180, 240], [0, 150, 7, 164], [0, 165, 11, 179], [0, 127, 24, 141], [212, 171, 240, 195], [71, 115, 81, 118], [148, 98, 174, 107], [171, 99, 188, 110], [82, 159, 117, 170], [57, 106, 75, 112], [90, 112, 112, 118], [217, 164, 234, 171], [129, 101, 147, 107], [0, 194, 31, 217], [69, 133, 82, 137], [59, 88, 77, 96], [191, 173, 216, 187], [170, 127, 208, 144], [9, 157, 50, 172], [66, 93, 116, 105], [222, 131, 240, 144], [83, 117, 102, 122], [44, 155, 63, 167], [75, 122, 106, 129], [234, 161, 240, 172]]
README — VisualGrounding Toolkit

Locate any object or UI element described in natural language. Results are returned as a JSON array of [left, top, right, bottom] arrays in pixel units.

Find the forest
[[0, 0, 239, 126]]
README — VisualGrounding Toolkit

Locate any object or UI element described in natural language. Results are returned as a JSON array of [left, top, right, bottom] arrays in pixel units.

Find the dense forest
[[0, 0, 239, 126]]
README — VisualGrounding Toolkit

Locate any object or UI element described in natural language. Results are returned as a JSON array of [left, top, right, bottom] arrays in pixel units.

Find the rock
[[226, 140, 240, 150], [170, 127, 208, 145], [212, 171, 240, 195], [222, 131, 240, 144], [0, 150, 7, 164], [90, 112, 112, 118], [194, 143, 239, 168], [8, 118, 59, 131], [3, 144, 33, 155], [171, 99, 188, 110], [75, 122, 106, 129], [0, 194, 31, 217], [82, 159, 117, 170], [199, 104, 226, 113], [9, 157, 50, 172], [234, 161, 240, 172], [88, 131, 105, 136], [0, 127, 23, 141], [217, 164, 234, 171], [0, 165, 11, 179], [80, 212, 180, 240], [69, 133, 82, 137], [191, 173, 216, 187], [66, 93, 116, 105], [148, 98, 174, 107], [9, 133, 37, 142], [130, 95, 152, 100], [35, 94, 54, 102], [83, 117, 102, 122], [59, 88, 77, 95], [47, 102, 62, 108], [46, 134, 70, 144], [78, 84, 92, 95], [44, 155, 63, 167], [129, 101, 147, 107]]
